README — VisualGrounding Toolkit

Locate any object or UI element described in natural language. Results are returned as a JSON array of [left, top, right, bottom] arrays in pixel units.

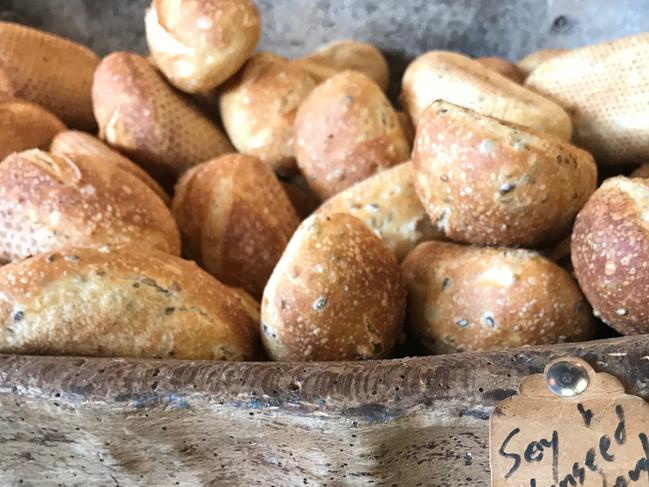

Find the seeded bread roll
[[0, 150, 180, 262], [172, 154, 300, 298], [92, 52, 234, 189], [0, 22, 99, 130], [517, 48, 568, 76], [317, 161, 442, 261], [412, 100, 597, 247], [261, 213, 405, 361], [477, 56, 526, 84], [400, 51, 572, 140], [145, 0, 261, 93], [0, 98, 66, 160], [50, 130, 169, 205], [295, 71, 410, 199], [402, 241, 594, 354], [0, 247, 260, 360], [293, 40, 390, 91], [572, 177, 649, 335], [219, 53, 317, 175], [631, 164, 649, 178]]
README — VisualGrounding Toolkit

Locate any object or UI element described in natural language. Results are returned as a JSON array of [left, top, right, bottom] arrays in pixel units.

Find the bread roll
[[0, 22, 99, 130], [412, 100, 596, 247], [92, 52, 234, 189], [0, 150, 180, 262], [280, 174, 320, 220], [517, 48, 568, 76], [219, 53, 317, 175], [572, 176, 649, 335], [172, 154, 300, 298], [396, 111, 415, 147], [317, 161, 442, 261], [402, 241, 594, 354], [525, 34, 649, 165], [145, 0, 261, 93], [0, 246, 260, 360], [400, 51, 572, 140], [50, 130, 169, 205], [477, 56, 526, 84], [0, 98, 66, 160], [631, 164, 649, 178], [261, 213, 405, 361], [295, 71, 410, 199], [293, 40, 390, 91]]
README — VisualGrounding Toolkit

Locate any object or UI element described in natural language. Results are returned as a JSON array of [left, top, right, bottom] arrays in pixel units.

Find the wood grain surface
[[0, 336, 647, 486]]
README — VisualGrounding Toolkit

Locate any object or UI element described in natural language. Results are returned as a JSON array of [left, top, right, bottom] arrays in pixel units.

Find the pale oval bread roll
[[293, 40, 390, 91], [145, 0, 261, 93], [172, 154, 300, 298], [0, 246, 260, 360], [316, 161, 442, 261], [525, 33, 649, 166], [0, 149, 180, 262], [261, 213, 405, 361], [50, 130, 169, 205], [412, 100, 597, 247], [0, 22, 99, 130], [517, 48, 568, 76], [400, 51, 572, 140], [219, 53, 317, 175], [402, 241, 594, 354], [295, 70, 410, 199], [477, 56, 526, 84], [92, 52, 234, 188], [0, 98, 66, 160]]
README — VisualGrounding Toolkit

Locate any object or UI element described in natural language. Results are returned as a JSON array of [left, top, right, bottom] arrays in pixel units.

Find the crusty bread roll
[[261, 213, 405, 361], [526, 34, 649, 165], [0, 246, 260, 360], [172, 154, 300, 298], [145, 0, 260, 93], [50, 130, 169, 205], [412, 100, 597, 247], [0, 22, 99, 130], [92, 52, 234, 189], [295, 71, 410, 199], [396, 110, 415, 147], [280, 174, 320, 220], [402, 241, 594, 354], [0, 98, 66, 160], [317, 161, 442, 261], [219, 53, 317, 175], [0, 150, 180, 262], [631, 164, 649, 178], [400, 51, 572, 140], [517, 48, 568, 76], [293, 40, 390, 91], [572, 177, 649, 335], [477, 56, 526, 84]]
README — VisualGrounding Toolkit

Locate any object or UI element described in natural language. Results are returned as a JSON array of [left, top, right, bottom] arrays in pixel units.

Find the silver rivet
[[546, 360, 589, 397]]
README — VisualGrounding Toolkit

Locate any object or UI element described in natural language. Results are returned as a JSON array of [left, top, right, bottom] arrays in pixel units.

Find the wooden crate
[[1, 335, 647, 486]]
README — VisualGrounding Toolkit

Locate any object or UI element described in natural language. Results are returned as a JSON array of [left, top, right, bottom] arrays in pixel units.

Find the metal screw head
[[546, 360, 590, 397]]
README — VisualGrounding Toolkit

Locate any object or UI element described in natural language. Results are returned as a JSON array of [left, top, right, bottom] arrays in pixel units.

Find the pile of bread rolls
[[0, 0, 647, 363]]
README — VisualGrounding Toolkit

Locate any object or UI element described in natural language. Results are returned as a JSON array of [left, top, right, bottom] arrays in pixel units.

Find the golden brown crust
[[92, 51, 234, 189], [402, 241, 594, 354], [50, 130, 170, 205], [0, 149, 180, 261], [219, 53, 317, 175], [172, 154, 300, 298], [412, 100, 597, 247], [477, 56, 526, 84], [0, 22, 99, 130], [317, 161, 443, 261], [0, 98, 66, 160], [400, 51, 572, 140], [517, 48, 568, 76], [293, 40, 390, 91], [0, 246, 260, 360], [571, 177, 649, 335], [261, 213, 406, 361], [295, 71, 410, 200], [146, 0, 260, 93]]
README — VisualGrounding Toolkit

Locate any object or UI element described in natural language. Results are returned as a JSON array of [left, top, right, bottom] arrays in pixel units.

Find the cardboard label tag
[[490, 357, 649, 486]]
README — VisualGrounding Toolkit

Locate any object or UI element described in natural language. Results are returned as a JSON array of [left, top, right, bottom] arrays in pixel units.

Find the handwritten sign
[[490, 357, 649, 486]]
